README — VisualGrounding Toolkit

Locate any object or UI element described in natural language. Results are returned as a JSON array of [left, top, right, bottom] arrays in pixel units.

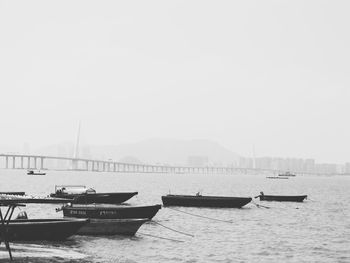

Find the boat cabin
[[55, 185, 96, 195]]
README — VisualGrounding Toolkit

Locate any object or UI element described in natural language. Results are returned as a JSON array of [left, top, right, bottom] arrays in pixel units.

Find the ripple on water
[[0, 171, 349, 263]]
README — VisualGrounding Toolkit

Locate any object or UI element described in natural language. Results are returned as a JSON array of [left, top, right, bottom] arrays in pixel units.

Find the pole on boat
[[0, 205, 14, 260], [0, 203, 26, 261]]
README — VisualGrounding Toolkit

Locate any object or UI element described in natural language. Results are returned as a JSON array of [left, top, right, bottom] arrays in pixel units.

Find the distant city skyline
[[1, 138, 349, 174]]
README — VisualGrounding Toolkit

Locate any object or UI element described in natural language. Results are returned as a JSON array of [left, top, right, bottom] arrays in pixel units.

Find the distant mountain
[[34, 139, 240, 166]]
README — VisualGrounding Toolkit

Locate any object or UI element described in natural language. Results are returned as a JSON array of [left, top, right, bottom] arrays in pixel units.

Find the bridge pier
[[40, 158, 44, 170], [21, 157, 24, 169]]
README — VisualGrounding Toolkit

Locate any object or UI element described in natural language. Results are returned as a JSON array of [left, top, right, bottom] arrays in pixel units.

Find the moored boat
[[278, 171, 296, 177], [50, 185, 138, 204], [266, 176, 289, 179], [62, 204, 162, 219], [162, 194, 252, 208], [27, 170, 46, 175], [256, 192, 307, 202], [0, 192, 25, 196], [1, 218, 88, 241], [75, 218, 148, 236]]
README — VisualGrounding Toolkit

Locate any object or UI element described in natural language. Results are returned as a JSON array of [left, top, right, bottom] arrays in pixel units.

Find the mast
[[72, 121, 81, 170], [73, 121, 81, 159]]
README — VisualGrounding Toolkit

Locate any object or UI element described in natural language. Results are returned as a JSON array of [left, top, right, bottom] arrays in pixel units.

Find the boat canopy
[[55, 185, 96, 195]]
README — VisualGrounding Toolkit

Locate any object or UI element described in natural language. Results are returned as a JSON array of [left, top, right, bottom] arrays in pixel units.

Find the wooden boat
[[0, 197, 72, 204], [0, 218, 88, 241], [27, 170, 46, 175], [162, 194, 252, 208], [62, 204, 162, 219], [75, 218, 148, 236], [278, 171, 296, 177], [256, 192, 307, 202], [49, 185, 138, 204], [0, 192, 25, 196]]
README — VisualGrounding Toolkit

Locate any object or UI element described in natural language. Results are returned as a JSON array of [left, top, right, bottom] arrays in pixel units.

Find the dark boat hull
[[75, 218, 148, 236], [50, 192, 138, 204], [0, 192, 25, 196], [162, 195, 252, 208], [63, 204, 162, 219], [259, 195, 307, 202], [1, 219, 88, 241]]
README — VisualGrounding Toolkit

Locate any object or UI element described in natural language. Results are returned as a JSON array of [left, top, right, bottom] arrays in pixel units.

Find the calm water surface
[[0, 169, 349, 262]]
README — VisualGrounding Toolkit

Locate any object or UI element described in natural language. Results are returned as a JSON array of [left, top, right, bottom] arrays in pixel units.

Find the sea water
[[0, 170, 349, 263]]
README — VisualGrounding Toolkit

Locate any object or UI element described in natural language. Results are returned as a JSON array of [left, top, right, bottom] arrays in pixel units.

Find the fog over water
[[1, 1, 350, 163]]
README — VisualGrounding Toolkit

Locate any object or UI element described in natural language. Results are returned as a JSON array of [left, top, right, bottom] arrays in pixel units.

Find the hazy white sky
[[1, 0, 349, 163]]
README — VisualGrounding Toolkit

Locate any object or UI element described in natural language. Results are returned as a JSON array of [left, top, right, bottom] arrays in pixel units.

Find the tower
[[72, 121, 81, 170]]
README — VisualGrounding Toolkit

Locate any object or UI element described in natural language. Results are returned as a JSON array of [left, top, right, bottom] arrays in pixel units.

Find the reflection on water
[[0, 170, 349, 263]]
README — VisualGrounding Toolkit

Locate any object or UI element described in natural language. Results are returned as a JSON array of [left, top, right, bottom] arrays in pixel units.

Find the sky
[[0, 0, 349, 163]]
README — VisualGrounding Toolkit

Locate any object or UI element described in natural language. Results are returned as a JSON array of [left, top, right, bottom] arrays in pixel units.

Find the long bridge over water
[[0, 153, 284, 175], [0, 153, 343, 176]]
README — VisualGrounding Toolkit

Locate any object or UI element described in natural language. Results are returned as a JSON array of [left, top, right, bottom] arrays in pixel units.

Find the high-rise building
[[186, 156, 208, 167]]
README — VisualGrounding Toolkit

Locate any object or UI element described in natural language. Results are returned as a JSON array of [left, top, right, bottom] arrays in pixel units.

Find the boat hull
[[50, 192, 138, 204], [0, 192, 25, 196], [1, 219, 88, 241], [74, 218, 148, 236], [259, 195, 307, 202], [63, 204, 161, 219], [162, 195, 252, 208]]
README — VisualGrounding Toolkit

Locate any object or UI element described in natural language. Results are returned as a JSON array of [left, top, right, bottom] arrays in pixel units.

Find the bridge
[[0, 153, 286, 175]]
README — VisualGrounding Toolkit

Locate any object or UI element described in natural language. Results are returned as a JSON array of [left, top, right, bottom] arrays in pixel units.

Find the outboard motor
[[15, 211, 28, 220]]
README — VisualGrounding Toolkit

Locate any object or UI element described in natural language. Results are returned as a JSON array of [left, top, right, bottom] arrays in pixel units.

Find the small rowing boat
[[1, 218, 88, 241], [255, 192, 307, 202], [62, 204, 162, 219], [278, 171, 296, 177], [50, 185, 138, 204], [266, 176, 289, 179], [162, 194, 252, 208], [74, 218, 148, 236], [27, 170, 46, 175], [0, 192, 25, 196]]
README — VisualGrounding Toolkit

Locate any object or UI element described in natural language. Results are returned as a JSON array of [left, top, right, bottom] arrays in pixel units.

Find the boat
[[49, 185, 138, 204], [255, 192, 307, 202], [27, 170, 46, 175], [0, 196, 72, 204], [161, 194, 252, 208], [1, 218, 88, 241], [0, 192, 25, 196], [62, 204, 162, 219], [278, 171, 296, 177], [74, 218, 148, 236], [266, 176, 289, 179]]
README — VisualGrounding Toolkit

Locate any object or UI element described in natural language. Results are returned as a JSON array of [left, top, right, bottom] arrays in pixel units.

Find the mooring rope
[[137, 232, 185, 243], [251, 199, 271, 209], [152, 221, 194, 237], [166, 207, 233, 223]]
